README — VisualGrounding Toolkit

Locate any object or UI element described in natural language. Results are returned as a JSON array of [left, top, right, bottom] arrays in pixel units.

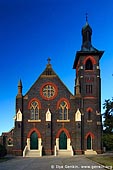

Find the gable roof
[[24, 62, 73, 97]]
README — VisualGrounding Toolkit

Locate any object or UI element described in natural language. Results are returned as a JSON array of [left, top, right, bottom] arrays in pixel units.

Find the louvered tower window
[[85, 59, 93, 70]]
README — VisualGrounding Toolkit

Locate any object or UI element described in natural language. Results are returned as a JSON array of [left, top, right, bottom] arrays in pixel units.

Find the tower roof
[[73, 20, 104, 69], [81, 21, 95, 51], [80, 15, 100, 52], [82, 22, 92, 33]]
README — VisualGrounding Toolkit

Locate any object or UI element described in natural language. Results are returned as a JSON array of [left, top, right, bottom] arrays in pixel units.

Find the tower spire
[[75, 77, 80, 96], [17, 79, 23, 97], [81, 15, 92, 50]]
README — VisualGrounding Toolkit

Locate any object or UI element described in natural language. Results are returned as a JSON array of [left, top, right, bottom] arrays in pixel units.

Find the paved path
[[0, 156, 108, 170]]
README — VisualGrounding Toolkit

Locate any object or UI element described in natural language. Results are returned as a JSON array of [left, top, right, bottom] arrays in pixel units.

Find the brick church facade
[[0, 21, 104, 156]]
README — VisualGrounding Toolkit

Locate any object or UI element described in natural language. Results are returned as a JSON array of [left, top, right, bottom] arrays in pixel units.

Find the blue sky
[[0, 0, 113, 135]]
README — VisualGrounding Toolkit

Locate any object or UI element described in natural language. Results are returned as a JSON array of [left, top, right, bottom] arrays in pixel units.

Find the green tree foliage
[[103, 133, 113, 150], [103, 99, 113, 150]]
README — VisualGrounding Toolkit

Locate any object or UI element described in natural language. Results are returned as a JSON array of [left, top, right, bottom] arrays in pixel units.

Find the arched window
[[30, 101, 39, 120], [7, 138, 13, 146], [88, 110, 91, 120], [59, 101, 68, 120], [85, 59, 93, 70], [86, 108, 93, 121]]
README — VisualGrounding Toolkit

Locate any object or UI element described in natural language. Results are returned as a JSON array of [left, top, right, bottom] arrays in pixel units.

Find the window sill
[[87, 120, 92, 123], [57, 119, 70, 122], [97, 121, 101, 125], [28, 120, 41, 122]]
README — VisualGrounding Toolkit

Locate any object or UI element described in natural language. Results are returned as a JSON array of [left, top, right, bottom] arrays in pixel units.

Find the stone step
[[26, 150, 40, 157], [57, 150, 72, 156], [84, 150, 97, 155]]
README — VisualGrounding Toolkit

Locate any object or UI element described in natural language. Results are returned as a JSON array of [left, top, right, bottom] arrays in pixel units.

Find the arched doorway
[[59, 131, 67, 149], [87, 135, 92, 149], [30, 132, 38, 150]]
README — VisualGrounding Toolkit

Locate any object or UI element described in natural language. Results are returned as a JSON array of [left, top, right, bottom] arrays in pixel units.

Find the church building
[[0, 21, 104, 156]]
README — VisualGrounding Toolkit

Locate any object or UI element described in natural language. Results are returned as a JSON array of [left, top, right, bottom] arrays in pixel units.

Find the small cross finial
[[85, 12, 88, 23], [47, 57, 51, 64]]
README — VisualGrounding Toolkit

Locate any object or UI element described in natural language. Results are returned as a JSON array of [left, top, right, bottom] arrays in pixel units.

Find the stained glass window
[[30, 101, 39, 120], [59, 101, 68, 120], [42, 85, 55, 99]]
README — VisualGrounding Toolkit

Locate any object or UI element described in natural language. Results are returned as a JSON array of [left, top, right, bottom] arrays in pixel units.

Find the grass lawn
[[0, 157, 14, 163], [0, 157, 9, 162], [87, 155, 113, 169]]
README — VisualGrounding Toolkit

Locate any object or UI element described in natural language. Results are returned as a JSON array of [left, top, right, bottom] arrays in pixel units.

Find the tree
[[103, 99, 113, 133], [103, 99, 113, 150]]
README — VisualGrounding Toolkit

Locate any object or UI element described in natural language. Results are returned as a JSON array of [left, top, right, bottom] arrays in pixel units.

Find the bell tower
[[73, 20, 104, 154]]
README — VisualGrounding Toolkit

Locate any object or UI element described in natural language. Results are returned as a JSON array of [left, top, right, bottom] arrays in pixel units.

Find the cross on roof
[[85, 12, 88, 23], [47, 57, 51, 64]]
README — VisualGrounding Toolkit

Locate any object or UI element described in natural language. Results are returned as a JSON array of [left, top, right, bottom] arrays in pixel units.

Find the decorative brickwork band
[[28, 98, 41, 109], [57, 98, 70, 109], [27, 128, 41, 138], [85, 132, 95, 139], [56, 127, 70, 138], [83, 56, 96, 65]]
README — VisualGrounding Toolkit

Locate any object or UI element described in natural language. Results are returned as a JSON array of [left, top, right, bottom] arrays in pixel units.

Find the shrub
[[0, 144, 7, 157]]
